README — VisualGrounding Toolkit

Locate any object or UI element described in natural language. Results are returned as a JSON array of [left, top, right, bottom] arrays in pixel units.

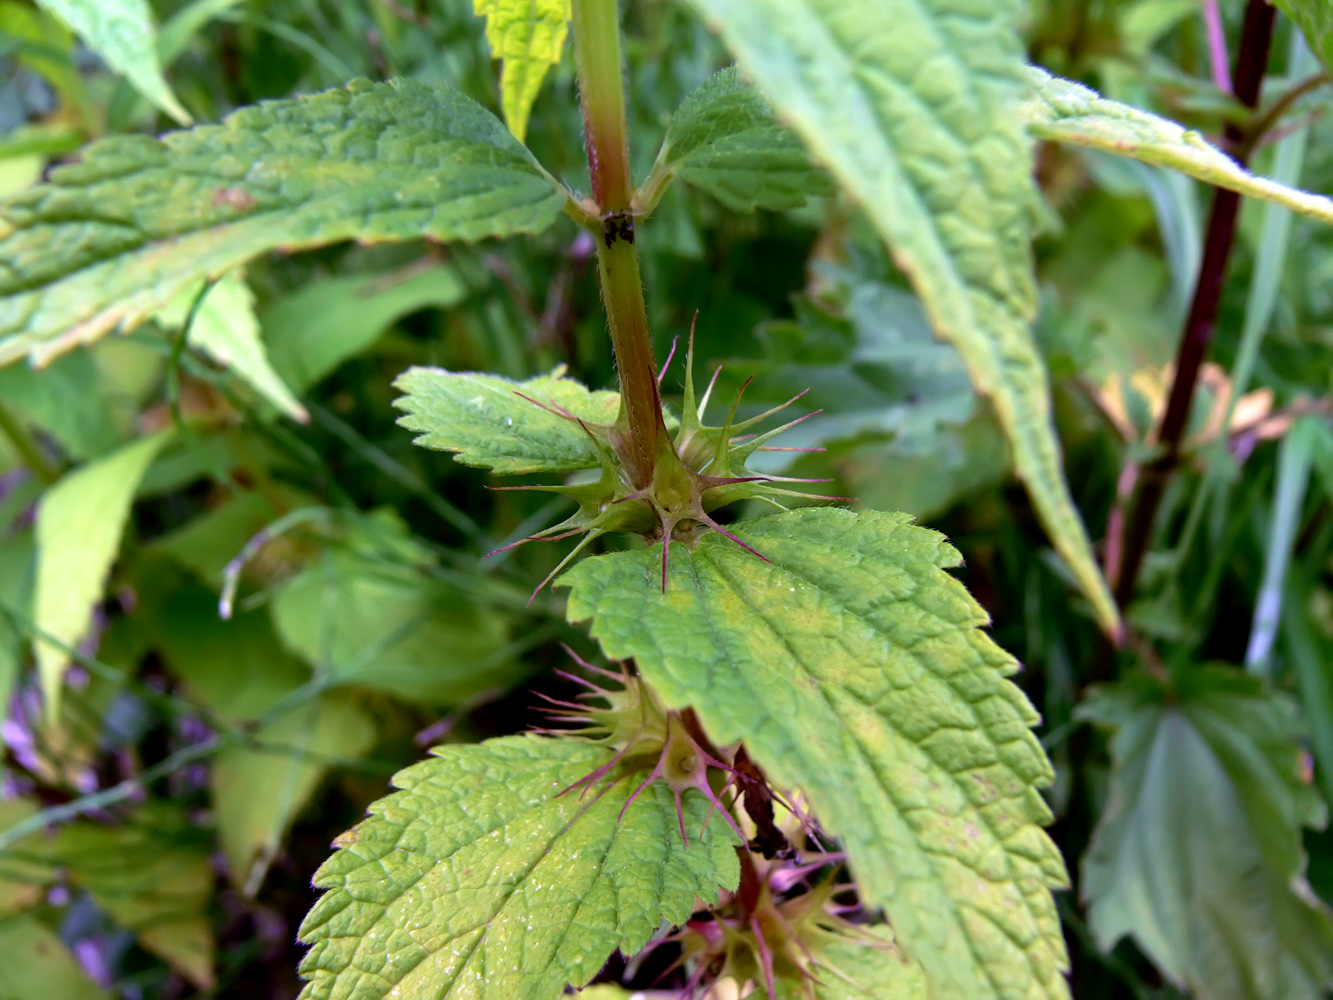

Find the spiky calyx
[[653, 849, 892, 1000], [493, 321, 846, 598], [536, 649, 748, 846]]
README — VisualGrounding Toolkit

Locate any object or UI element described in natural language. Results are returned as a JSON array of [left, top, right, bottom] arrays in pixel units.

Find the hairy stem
[[1109, 0, 1276, 608], [571, 0, 663, 488]]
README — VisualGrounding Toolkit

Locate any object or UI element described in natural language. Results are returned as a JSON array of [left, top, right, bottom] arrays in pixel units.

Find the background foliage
[[1, 1, 1332, 998]]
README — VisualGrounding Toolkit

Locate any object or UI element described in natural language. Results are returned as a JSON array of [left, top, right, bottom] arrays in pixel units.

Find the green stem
[[571, 0, 664, 489], [571, 0, 632, 212], [0, 400, 58, 485]]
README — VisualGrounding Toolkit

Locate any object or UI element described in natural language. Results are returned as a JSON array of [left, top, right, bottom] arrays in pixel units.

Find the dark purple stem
[[1110, 0, 1276, 608]]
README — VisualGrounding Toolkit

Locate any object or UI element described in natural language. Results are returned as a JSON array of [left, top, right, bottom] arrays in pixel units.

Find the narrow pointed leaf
[[394, 365, 618, 474], [1079, 667, 1333, 1000], [0, 79, 566, 368], [647, 66, 834, 213], [562, 507, 1071, 1000], [35, 0, 189, 124], [473, 0, 571, 142], [34, 431, 170, 722], [680, 0, 1120, 637], [297, 735, 738, 1000], [1023, 67, 1333, 226]]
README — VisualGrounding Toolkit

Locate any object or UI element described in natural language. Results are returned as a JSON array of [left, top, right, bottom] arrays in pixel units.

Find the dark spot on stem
[[602, 211, 635, 246]]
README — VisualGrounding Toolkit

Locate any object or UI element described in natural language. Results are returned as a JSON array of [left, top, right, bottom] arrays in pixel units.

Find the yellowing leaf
[[1023, 67, 1333, 227], [298, 735, 738, 1000], [0, 80, 566, 368], [34, 431, 170, 723], [562, 507, 1071, 1000], [34, 0, 189, 124], [681, 0, 1121, 637], [473, 0, 571, 142]]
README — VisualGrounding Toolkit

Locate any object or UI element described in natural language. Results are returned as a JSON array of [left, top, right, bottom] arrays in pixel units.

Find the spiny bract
[[395, 322, 843, 600]]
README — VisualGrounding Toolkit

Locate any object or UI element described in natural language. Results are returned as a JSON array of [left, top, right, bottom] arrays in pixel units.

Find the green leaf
[[473, 0, 570, 143], [34, 0, 189, 124], [644, 65, 834, 213], [394, 365, 619, 475], [267, 511, 516, 705], [156, 0, 250, 65], [0, 79, 566, 368], [0, 4, 92, 128], [1079, 667, 1333, 1000], [270, 547, 517, 705], [34, 431, 170, 723], [151, 584, 312, 718], [156, 271, 308, 422], [264, 264, 468, 391], [561, 507, 1070, 1000], [680, 0, 1120, 637], [0, 349, 130, 459], [297, 735, 739, 1000], [1274, 2, 1333, 74], [214, 693, 376, 894], [142, 580, 377, 893], [1022, 66, 1333, 227], [0, 914, 110, 1000], [1282, 571, 1333, 808], [152, 487, 304, 586]]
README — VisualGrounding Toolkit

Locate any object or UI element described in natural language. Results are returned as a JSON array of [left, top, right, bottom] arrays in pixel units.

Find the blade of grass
[[1246, 416, 1317, 673]]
